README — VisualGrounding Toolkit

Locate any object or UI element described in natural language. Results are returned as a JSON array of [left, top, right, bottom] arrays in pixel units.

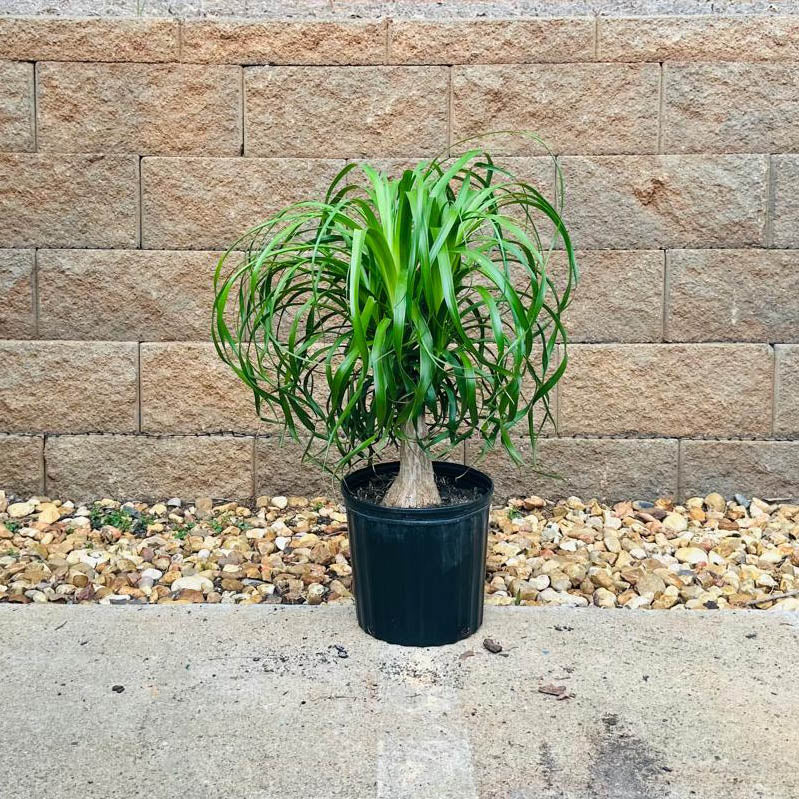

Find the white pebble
[[171, 575, 213, 593]]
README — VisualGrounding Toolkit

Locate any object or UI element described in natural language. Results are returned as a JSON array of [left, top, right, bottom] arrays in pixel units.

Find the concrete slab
[[1, 605, 797, 799]]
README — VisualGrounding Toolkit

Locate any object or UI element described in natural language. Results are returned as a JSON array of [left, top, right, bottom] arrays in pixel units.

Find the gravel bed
[[1, 489, 798, 611]]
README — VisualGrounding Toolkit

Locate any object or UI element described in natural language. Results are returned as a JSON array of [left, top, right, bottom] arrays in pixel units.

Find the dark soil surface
[[351, 471, 485, 507]]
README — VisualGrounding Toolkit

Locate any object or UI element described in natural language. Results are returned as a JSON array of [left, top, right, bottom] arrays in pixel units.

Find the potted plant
[[213, 145, 577, 646]]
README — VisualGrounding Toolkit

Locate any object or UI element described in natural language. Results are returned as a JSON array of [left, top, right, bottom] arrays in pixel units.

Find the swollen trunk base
[[342, 461, 493, 647]]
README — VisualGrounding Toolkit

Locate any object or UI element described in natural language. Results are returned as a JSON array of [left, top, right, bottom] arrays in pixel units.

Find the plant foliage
[[212, 143, 577, 474]]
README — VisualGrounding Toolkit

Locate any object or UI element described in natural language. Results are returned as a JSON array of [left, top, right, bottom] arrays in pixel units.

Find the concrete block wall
[[1, 6, 799, 501]]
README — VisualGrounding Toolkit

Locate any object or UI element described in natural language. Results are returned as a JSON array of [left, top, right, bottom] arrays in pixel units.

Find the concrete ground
[[1, 605, 797, 799]]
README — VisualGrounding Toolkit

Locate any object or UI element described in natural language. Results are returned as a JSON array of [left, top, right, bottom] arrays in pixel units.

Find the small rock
[[756, 573, 777, 588], [771, 597, 799, 611], [636, 573, 666, 598], [662, 513, 688, 533], [689, 507, 706, 523], [705, 493, 726, 513], [538, 683, 570, 699], [591, 570, 616, 591], [758, 549, 784, 566], [593, 587, 617, 608], [271, 496, 288, 510], [652, 593, 679, 610], [676, 547, 708, 565], [514, 581, 537, 601], [8, 501, 35, 518], [523, 496, 546, 510], [538, 588, 589, 607], [37, 503, 60, 524], [177, 589, 205, 603], [624, 595, 652, 610], [306, 584, 325, 605], [171, 575, 213, 593], [483, 638, 503, 654], [751, 497, 773, 514], [549, 571, 571, 592], [494, 541, 522, 558], [194, 497, 213, 518]]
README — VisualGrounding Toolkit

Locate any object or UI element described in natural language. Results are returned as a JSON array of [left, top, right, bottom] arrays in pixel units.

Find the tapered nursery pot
[[341, 460, 493, 647]]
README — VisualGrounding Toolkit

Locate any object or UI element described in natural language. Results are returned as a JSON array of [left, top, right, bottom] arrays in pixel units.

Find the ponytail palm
[[213, 147, 577, 507]]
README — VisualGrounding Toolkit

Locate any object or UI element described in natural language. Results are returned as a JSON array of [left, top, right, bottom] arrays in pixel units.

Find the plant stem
[[382, 417, 442, 508]]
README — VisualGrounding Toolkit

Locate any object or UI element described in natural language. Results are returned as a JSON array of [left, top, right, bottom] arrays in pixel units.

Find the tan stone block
[[37, 63, 241, 156], [495, 247, 659, 344], [667, 250, 799, 342], [599, 15, 799, 62], [680, 440, 799, 500], [664, 64, 799, 153], [140, 342, 265, 434], [0, 17, 178, 62], [775, 346, 799, 435], [254, 435, 340, 498], [141, 156, 344, 249], [451, 64, 659, 156], [0, 154, 138, 248], [494, 154, 563, 244], [388, 17, 594, 64], [558, 344, 773, 437], [467, 437, 678, 502], [772, 155, 799, 248], [0, 249, 34, 338], [244, 66, 449, 157], [559, 155, 768, 249], [561, 250, 663, 343], [0, 62, 33, 152], [499, 156, 560, 197], [182, 19, 386, 64], [45, 434, 254, 501], [0, 434, 43, 496], [37, 249, 223, 341], [0, 341, 138, 433]]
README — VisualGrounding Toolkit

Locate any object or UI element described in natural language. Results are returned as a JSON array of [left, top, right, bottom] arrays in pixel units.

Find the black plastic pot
[[341, 460, 493, 647]]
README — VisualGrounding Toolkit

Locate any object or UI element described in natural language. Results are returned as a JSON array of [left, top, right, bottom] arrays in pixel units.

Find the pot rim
[[341, 460, 493, 520]]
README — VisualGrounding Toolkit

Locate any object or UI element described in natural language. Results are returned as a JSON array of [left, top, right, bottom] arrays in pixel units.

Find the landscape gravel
[[1, 489, 798, 611]]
